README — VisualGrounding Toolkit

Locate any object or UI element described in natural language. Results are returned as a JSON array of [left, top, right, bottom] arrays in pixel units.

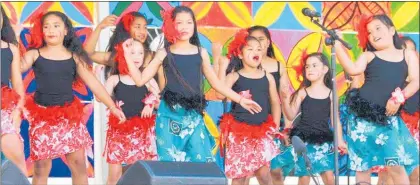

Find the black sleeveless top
[[359, 52, 408, 107], [33, 49, 76, 106], [113, 75, 149, 118], [161, 52, 206, 114], [347, 51, 409, 125], [290, 89, 334, 144], [230, 72, 270, 125], [1, 43, 13, 86]]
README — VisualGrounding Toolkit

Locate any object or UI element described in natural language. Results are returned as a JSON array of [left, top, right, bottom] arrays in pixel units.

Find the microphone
[[291, 136, 313, 170], [291, 135, 307, 156], [302, 8, 321, 18]]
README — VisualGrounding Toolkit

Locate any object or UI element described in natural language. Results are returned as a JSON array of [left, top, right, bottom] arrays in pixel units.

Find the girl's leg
[[32, 159, 52, 185], [65, 149, 88, 185], [298, 176, 310, 185], [377, 171, 394, 185], [270, 169, 284, 185], [232, 177, 247, 185], [356, 170, 372, 185], [387, 166, 409, 185], [320, 171, 334, 185], [107, 164, 123, 185], [409, 167, 419, 185], [255, 165, 274, 185]]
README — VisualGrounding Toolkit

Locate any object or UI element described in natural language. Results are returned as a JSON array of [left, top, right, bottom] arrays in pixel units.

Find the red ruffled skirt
[[104, 114, 157, 164], [1, 86, 22, 139], [24, 95, 93, 161], [219, 114, 279, 179]]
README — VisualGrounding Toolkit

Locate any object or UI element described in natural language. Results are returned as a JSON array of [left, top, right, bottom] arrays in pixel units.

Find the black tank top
[[33, 49, 76, 106], [1, 43, 13, 86], [113, 75, 149, 119], [163, 52, 202, 97], [359, 52, 408, 107], [291, 89, 334, 144], [230, 72, 270, 125], [161, 52, 206, 114]]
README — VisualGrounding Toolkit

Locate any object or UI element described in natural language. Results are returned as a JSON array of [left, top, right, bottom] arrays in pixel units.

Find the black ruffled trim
[[161, 90, 207, 115], [290, 126, 334, 145], [345, 89, 399, 126]]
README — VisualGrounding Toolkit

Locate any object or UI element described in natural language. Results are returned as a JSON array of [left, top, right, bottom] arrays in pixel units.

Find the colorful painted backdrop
[[2, 1, 419, 177]]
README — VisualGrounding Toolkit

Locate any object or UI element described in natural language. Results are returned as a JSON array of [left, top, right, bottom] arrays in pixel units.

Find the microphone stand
[[306, 16, 352, 185]]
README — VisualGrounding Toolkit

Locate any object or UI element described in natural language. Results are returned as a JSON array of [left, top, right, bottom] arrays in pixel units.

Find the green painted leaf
[[146, 2, 163, 21], [112, 2, 132, 16]]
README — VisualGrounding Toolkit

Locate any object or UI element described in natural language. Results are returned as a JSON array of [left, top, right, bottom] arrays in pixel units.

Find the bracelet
[[391, 87, 406, 104], [142, 93, 159, 107], [108, 106, 117, 111]]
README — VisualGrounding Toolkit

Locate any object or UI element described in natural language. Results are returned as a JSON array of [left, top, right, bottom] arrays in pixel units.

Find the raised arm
[[84, 15, 117, 65], [334, 42, 372, 76], [281, 87, 305, 121]]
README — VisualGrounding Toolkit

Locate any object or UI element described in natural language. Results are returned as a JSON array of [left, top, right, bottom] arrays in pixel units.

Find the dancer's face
[[367, 19, 395, 50], [125, 40, 145, 68], [250, 30, 270, 56], [240, 39, 263, 68], [174, 12, 194, 41], [42, 14, 67, 46], [305, 56, 328, 82], [130, 17, 148, 43]]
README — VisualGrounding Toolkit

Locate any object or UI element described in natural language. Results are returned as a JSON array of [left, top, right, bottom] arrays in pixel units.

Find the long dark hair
[[226, 36, 262, 74], [163, 6, 203, 95], [1, 5, 18, 45], [365, 14, 403, 52], [29, 11, 91, 67], [401, 36, 416, 50], [290, 53, 332, 104], [248, 25, 275, 58]]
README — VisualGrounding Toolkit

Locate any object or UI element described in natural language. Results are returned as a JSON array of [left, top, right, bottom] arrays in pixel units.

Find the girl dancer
[[217, 29, 280, 185], [20, 11, 125, 185], [281, 52, 347, 185], [124, 6, 261, 162], [85, 11, 160, 93], [335, 14, 419, 184], [103, 38, 159, 185], [85, 11, 150, 67], [247, 25, 295, 184], [0, 5, 27, 176]]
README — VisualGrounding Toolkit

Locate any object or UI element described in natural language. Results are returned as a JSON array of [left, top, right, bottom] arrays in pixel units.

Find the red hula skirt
[[24, 95, 93, 161], [1, 86, 22, 140], [104, 114, 158, 164], [219, 114, 280, 179]]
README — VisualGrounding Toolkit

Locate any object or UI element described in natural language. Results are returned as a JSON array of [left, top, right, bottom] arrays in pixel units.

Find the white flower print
[[167, 145, 188, 162], [359, 134, 367, 142], [375, 134, 389, 145], [396, 145, 414, 165]]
